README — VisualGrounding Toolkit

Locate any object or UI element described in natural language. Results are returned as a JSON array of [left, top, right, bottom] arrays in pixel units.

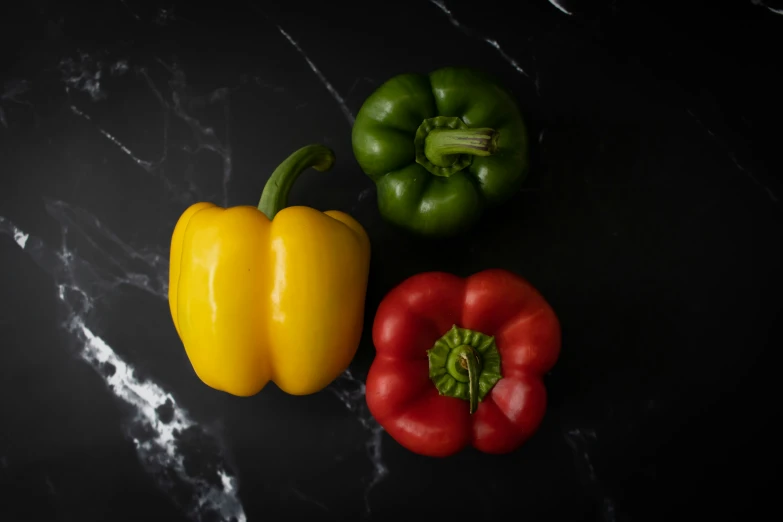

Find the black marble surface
[[2, 1, 782, 521]]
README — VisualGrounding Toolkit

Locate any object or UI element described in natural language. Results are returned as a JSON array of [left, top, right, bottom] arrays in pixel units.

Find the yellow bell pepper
[[168, 144, 371, 397]]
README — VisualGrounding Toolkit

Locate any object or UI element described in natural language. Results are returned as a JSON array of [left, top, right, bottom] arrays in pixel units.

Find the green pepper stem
[[414, 116, 499, 177], [257, 144, 335, 219], [424, 127, 499, 167]]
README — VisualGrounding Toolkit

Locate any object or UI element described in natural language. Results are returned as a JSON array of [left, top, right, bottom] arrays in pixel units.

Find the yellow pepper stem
[[257, 144, 336, 219]]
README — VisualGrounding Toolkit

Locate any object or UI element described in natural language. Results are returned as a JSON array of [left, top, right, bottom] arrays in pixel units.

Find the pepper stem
[[459, 348, 481, 414], [426, 325, 503, 414], [257, 144, 335, 219], [424, 128, 498, 167], [414, 116, 499, 177]]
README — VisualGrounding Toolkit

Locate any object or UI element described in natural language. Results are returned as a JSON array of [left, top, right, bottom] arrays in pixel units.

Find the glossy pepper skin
[[366, 269, 560, 457], [352, 67, 529, 237], [169, 145, 371, 397]]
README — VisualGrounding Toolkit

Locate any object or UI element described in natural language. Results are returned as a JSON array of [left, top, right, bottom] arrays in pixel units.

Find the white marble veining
[[44, 199, 169, 299], [143, 59, 234, 207], [564, 428, 598, 481], [430, 0, 532, 78], [564, 428, 617, 522], [59, 53, 128, 101], [119, 0, 142, 21], [686, 109, 778, 203], [276, 25, 355, 126], [752, 0, 783, 15], [62, 54, 233, 207], [0, 215, 246, 522], [70, 105, 155, 171], [291, 487, 330, 512], [4, 49, 391, 517], [13, 229, 29, 248], [330, 370, 388, 514], [548, 0, 574, 16], [1, 79, 32, 128]]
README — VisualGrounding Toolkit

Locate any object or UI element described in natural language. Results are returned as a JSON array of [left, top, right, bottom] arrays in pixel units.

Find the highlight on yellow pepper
[[168, 144, 371, 397]]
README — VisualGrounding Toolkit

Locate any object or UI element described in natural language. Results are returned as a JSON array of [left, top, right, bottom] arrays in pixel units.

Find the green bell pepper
[[351, 67, 529, 237]]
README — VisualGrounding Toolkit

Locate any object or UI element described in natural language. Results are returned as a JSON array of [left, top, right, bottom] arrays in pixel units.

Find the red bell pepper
[[366, 269, 561, 457]]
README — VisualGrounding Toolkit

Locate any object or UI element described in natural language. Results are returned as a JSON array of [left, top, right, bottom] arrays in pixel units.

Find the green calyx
[[426, 325, 503, 414], [257, 144, 335, 219], [414, 116, 499, 177]]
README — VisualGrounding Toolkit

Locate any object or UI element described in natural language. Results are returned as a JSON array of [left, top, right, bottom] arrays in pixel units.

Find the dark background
[[1, 1, 781, 521]]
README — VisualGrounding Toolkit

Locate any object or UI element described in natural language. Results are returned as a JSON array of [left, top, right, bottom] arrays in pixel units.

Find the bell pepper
[[351, 67, 530, 238], [168, 144, 371, 397], [366, 269, 560, 457]]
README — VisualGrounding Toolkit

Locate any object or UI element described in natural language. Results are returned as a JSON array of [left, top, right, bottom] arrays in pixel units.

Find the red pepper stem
[[459, 348, 481, 415], [257, 144, 335, 220], [426, 325, 503, 414]]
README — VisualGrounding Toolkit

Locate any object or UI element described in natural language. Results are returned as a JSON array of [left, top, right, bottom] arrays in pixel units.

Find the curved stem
[[424, 127, 498, 167], [426, 325, 503, 414], [414, 117, 499, 177], [459, 348, 481, 415], [257, 144, 335, 219]]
